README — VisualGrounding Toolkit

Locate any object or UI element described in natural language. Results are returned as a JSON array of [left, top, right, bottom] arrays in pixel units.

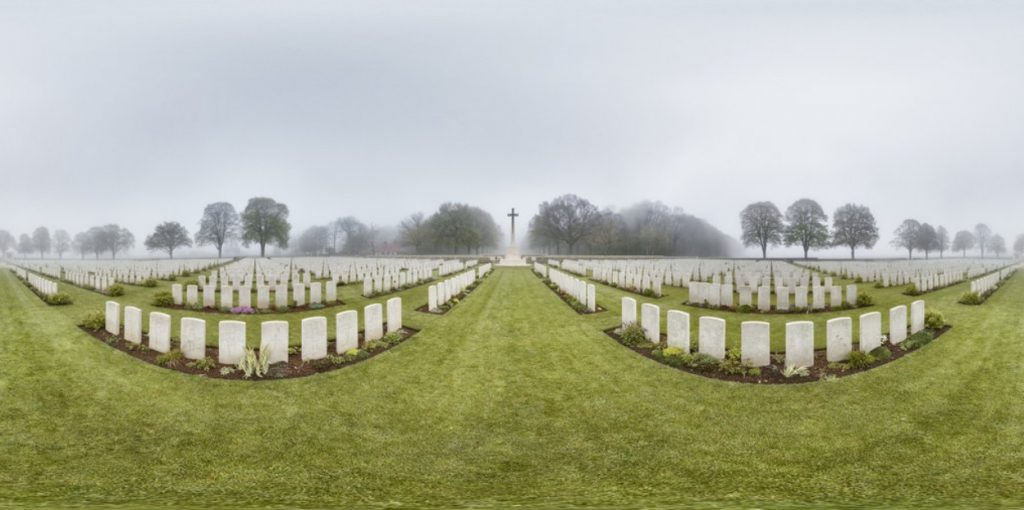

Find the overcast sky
[[1, 0, 1022, 258]]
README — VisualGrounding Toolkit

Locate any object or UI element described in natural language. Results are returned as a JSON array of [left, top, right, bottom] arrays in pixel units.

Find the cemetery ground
[[1, 266, 1024, 509]]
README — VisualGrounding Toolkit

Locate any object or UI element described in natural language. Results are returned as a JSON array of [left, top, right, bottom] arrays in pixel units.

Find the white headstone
[[180, 318, 206, 360], [621, 297, 637, 328], [698, 316, 726, 360], [148, 312, 171, 353], [218, 320, 247, 364], [859, 312, 882, 352], [105, 301, 120, 335], [740, 321, 770, 367], [386, 297, 403, 333], [640, 303, 660, 343], [826, 317, 852, 362], [910, 300, 925, 334], [428, 285, 438, 312], [186, 285, 198, 306], [365, 303, 384, 342], [785, 321, 814, 369], [301, 317, 327, 361], [336, 310, 359, 353], [890, 305, 908, 344], [666, 310, 690, 352], [260, 321, 289, 364], [220, 285, 233, 309], [124, 306, 142, 344], [171, 284, 183, 305]]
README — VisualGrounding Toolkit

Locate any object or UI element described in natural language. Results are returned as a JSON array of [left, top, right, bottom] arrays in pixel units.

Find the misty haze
[[1, 1, 1023, 509]]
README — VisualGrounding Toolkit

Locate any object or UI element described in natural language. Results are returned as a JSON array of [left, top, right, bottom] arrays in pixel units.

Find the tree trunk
[[850, 245, 856, 259]]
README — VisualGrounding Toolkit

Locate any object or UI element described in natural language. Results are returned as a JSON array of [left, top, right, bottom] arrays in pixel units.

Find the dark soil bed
[[684, 302, 870, 315], [605, 325, 952, 385], [80, 325, 419, 380], [535, 275, 606, 315]]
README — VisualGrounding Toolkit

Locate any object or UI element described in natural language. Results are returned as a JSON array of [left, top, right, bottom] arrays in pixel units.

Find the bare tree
[[783, 198, 830, 259], [145, 221, 192, 258], [952, 230, 975, 257], [0, 230, 15, 258], [988, 234, 1007, 257], [54, 229, 71, 259], [830, 203, 878, 259], [740, 201, 783, 259], [398, 213, 429, 254], [32, 227, 51, 259], [975, 223, 992, 257], [195, 202, 240, 258], [935, 226, 950, 258], [891, 219, 921, 259]]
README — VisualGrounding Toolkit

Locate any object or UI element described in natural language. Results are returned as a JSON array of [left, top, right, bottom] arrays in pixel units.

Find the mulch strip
[[80, 326, 419, 380], [605, 325, 952, 385], [683, 302, 870, 315]]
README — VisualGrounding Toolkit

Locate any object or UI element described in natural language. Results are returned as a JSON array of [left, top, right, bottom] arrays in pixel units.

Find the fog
[[1, 0, 1022, 258]]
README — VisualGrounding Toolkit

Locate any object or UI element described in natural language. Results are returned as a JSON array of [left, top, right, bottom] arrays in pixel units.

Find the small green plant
[[309, 303, 325, 310], [365, 339, 386, 351], [381, 331, 403, 346], [79, 311, 106, 331], [141, 278, 158, 287], [641, 288, 654, 297], [188, 357, 217, 371], [903, 331, 934, 350], [737, 304, 754, 314], [106, 284, 125, 296], [237, 348, 270, 379], [924, 310, 945, 330], [846, 350, 876, 369], [689, 352, 720, 371], [156, 350, 184, 367], [287, 345, 300, 356], [45, 292, 73, 306], [343, 348, 369, 362], [619, 323, 648, 347], [124, 342, 150, 352], [856, 293, 874, 307], [782, 365, 810, 378], [903, 284, 918, 296], [152, 291, 174, 307], [219, 366, 236, 376], [869, 346, 892, 361]]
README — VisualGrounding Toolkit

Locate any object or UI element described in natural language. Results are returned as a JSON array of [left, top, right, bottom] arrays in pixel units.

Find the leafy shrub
[[924, 310, 945, 330], [958, 291, 982, 305], [690, 352, 720, 371], [782, 365, 810, 378], [903, 284, 918, 296], [846, 350, 876, 369], [903, 331, 933, 350], [141, 278, 158, 288], [156, 350, 184, 367], [382, 332, 403, 346], [856, 293, 874, 307], [344, 348, 369, 362], [188, 357, 217, 371], [619, 323, 648, 347], [79, 311, 106, 331], [365, 340, 387, 352], [287, 345, 300, 356], [737, 304, 754, 314], [854, 276, 864, 283], [106, 284, 125, 296], [45, 292, 73, 306], [237, 348, 270, 379], [641, 288, 655, 297], [219, 366, 235, 376], [152, 291, 174, 307], [869, 346, 892, 361]]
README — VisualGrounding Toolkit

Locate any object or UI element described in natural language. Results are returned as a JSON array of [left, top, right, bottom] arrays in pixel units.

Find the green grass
[[1, 266, 1023, 509]]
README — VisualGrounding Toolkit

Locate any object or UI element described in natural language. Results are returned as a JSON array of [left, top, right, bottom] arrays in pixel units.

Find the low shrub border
[[78, 317, 419, 380], [605, 323, 951, 385]]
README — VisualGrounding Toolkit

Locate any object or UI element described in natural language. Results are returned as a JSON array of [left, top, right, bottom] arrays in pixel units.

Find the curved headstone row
[[426, 264, 490, 312], [170, 280, 340, 309], [970, 265, 1018, 296], [103, 298, 403, 364], [536, 263, 597, 312], [620, 296, 927, 368]]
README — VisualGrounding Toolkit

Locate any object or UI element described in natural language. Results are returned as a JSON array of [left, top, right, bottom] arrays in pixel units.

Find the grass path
[[1, 266, 1023, 508]]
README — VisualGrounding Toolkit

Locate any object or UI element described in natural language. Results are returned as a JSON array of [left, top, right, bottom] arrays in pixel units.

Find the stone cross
[[507, 207, 519, 246]]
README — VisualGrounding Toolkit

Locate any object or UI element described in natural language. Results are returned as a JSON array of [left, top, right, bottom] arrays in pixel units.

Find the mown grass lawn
[[1, 265, 1023, 509]]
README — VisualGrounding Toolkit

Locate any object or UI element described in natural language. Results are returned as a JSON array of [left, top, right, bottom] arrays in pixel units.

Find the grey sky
[[1, 0, 1022, 258]]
